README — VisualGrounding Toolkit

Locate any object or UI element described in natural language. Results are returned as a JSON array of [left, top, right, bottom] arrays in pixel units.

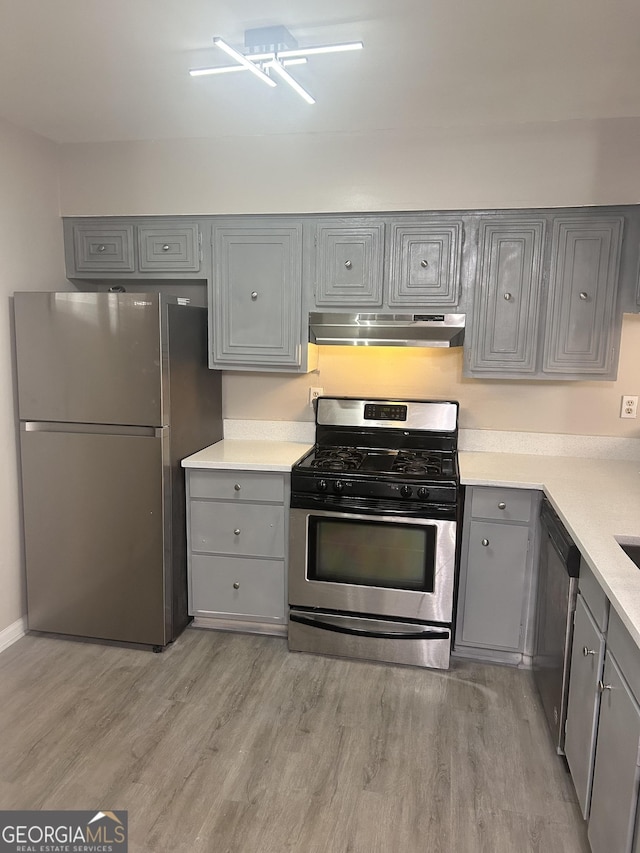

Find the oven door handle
[[289, 612, 450, 641]]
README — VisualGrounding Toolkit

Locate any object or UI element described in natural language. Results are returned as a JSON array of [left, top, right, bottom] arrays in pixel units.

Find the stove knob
[[417, 487, 430, 500], [317, 479, 328, 493], [400, 485, 413, 498], [333, 480, 345, 494]]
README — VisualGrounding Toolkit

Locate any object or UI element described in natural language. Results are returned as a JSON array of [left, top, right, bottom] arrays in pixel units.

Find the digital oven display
[[363, 403, 408, 422]]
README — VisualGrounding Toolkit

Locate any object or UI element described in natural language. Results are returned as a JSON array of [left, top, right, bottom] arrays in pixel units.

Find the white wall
[[0, 117, 68, 635], [59, 117, 640, 215], [57, 115, 640, 439]]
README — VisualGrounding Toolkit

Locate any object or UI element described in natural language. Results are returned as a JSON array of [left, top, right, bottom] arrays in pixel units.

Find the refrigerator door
[[14, 291, 164, 426], [20, 424, 169, 646]]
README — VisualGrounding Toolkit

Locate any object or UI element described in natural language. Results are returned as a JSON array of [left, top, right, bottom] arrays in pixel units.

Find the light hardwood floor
[[0, 628, 590, 853]]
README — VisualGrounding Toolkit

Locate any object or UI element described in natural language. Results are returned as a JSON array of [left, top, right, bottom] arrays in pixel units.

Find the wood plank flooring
[[0, 628, 590, 853]]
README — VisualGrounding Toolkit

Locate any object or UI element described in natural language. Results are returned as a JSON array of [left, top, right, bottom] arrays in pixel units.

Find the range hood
[[309, 312, 465, 348]]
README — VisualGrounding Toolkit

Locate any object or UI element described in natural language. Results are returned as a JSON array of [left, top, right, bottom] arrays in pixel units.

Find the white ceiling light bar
[[190, 26, 363, 104], [267, 60, 315, 105], [211, 37, 276, 87], [190, 57, 306, 77]]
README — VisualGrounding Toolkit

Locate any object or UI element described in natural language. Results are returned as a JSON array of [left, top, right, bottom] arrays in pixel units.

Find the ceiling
[[1, 0, 639, 144]]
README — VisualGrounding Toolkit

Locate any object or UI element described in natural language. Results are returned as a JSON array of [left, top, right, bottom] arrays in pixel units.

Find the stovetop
[[300, 446, 456, 478]]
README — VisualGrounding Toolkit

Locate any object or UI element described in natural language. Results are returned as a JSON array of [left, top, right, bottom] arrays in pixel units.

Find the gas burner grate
[[392, 450, 446, 476], [309, 447, 366, 472]]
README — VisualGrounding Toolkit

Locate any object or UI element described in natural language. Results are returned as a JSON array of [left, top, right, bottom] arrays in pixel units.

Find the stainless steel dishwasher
[[533, 496, 581, 754]]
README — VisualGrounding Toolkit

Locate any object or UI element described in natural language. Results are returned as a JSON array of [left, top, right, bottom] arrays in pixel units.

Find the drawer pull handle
[[251, 291, 258, 300], [420, 259, 429, 268], [598, 680, 612, 692], [579, 291, 589, 301], [503, 292, 512, 301], [498, 502, 506, 509], [344, 260, 353, 269], [162, 243, 170, 251], [233, 582, 240, 590], [97, 244, 106, 252], [234, 528, 241, 536], [481, 538, 490, 547], [234, 483, 241, 491], [583, 646, 596, 657]]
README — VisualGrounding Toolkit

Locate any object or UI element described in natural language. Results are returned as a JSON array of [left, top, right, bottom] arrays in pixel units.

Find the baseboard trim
[[0, 616, 27, 654]]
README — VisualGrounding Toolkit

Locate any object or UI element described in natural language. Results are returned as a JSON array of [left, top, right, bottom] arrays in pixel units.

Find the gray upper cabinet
[[210, 220, 310, 371], [313, 219, 384, 306], [468, 218, 545, 374], [64, 218, 202, 277], [388, 219, 463, 306], [69, 222, 135, 274], [543, 216, 624, 375], [311, 215, 464, 310], [137, 222, 200, 272]]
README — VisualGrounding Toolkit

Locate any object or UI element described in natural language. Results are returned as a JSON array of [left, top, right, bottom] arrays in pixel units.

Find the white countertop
[[181, 439, 312, 472], [460, 451, 640, 651]]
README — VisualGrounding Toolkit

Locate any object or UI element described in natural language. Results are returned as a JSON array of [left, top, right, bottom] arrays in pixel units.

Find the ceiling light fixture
[[189, 25, 363, 104]]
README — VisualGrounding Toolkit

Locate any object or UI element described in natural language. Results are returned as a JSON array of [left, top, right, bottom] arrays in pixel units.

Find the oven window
[[308, 517, 436, 591]]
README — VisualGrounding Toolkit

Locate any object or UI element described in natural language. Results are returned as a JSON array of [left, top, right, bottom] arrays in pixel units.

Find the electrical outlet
[[309, 386, 324, 407], [621, 395, 638, 418]]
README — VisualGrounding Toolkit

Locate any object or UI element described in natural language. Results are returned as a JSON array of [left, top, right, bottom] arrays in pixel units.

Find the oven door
[[289, 507, 456, 624]]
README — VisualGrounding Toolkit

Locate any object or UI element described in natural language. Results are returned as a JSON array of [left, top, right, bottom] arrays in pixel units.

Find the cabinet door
[[459, 520, 530, 651], [190, 555, 285, 621], [314, 220, 384, 306], [588, 652, 640, 853], [543, 217, 623, 375], [138, 222, 200, 271], [388, 220, 463, 306], [469, 218, 545, 373], [71, 223, 135, 273], [564, 594, 605, 819], [212, 222, 303, 367]]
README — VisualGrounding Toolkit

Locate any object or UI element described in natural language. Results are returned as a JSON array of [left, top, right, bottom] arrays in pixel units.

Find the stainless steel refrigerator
[[14, 291, 223, 649]]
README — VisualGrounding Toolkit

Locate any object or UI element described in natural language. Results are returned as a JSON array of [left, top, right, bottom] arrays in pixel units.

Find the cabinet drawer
[[470, 487, 532, 522], [188, 469, 284, 503], [190, 501, 284, 558], [72, 224, 135, 272], [190, 554, 284, 620], [578, 557, 609, 633], [138, 223, 200, 271]]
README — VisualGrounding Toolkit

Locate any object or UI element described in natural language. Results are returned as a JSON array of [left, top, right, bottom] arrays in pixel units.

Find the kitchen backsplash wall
[[223, 313, 640, 438]]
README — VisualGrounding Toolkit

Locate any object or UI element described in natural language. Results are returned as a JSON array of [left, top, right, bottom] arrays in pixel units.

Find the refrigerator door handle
[[21, 421, 163, 438]]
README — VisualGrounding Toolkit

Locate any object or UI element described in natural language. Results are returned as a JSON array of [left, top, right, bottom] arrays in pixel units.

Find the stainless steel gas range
[[288, 396, 461, 670]]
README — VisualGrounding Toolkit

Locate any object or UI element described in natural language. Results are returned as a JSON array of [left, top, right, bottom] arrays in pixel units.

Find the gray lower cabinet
[[454, 486, 539, 664], [543, 216, 624, 376], [588, 647, 640, 853], [468, 217, 545, 374], [564, 591, 607, 819], [186, 468, 290, 635], [210, 220, 314, 372], [64, 218, 201, 276]]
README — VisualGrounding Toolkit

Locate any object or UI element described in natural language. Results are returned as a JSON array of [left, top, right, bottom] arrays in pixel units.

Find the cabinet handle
[[234, 483, 241, 491], [162, 244, 170, 251], [481, 538, 490, 546], [344, 260, 352, 269], [234, 528, 241, 536], [583, 646, 596, 656], [598, 680, 612, 692], [420, 259, 429, 268], [97, 245, 106, 252], [579, 292, 589, 300], [498, 502, 506, 509], [503, 292, 512, 301], [233, 582, 240, 590], [251, 291, 258, 300]]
